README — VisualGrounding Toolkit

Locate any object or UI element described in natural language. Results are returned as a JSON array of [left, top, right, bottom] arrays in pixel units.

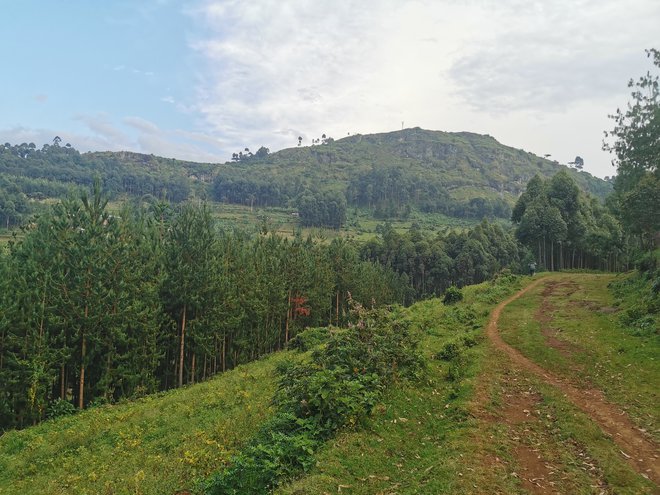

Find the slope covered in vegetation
[[4, 271, 654, 494], [0, 128, 610, 229], [0, 274, 525, 494], [212, 128, 610, 223]]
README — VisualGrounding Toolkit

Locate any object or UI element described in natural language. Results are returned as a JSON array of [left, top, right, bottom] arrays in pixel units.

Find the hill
[[1, 129, 611, 230], [1, 273, 656, 494], [212, 128, 611, 223]]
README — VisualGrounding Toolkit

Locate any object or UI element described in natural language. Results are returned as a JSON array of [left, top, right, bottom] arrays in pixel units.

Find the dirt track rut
[[487, 277, 660, 486]]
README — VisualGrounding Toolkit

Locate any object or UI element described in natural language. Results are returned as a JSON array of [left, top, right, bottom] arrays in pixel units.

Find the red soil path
[[486, 277, 659, 486]]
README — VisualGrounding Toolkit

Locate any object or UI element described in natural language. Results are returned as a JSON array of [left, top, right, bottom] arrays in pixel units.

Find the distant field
[[208, 202, 488, 242], [0, 231, 16, 248]]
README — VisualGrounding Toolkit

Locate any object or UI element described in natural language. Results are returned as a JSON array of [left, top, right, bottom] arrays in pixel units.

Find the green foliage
[[512, 171, 624, 271], [295, 190, 347, 229], [211, 128, 609, 224], [436, 341, 462, 361], [442, 286, 463, 305], [362, 219, 523, 301], [473, 272, 523, 305], [443, 305, 479, 327], [0, 185, 408, 432], [45, 399, 76, 420], [604, 48, 660, 252], [205, 303, 425, 493], [446, 358, 466, 382], [609, 267, 660, 337], [286, 327, 332, 351]]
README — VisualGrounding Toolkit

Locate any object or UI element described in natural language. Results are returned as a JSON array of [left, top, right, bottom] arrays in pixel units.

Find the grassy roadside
[[276, 275, 530, 494], [0, 351, 294, 495]]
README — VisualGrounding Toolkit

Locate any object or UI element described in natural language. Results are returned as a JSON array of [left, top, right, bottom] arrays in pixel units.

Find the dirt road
[[486, 277, 659, 486]]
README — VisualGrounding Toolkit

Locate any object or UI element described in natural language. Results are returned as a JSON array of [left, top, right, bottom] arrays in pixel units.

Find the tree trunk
[[336, 291, 340, 326], [285, 291, 291, 343], [191, 353, 196, 384], [79, 333, 86, 409], [550, 241, 554, 271], [203, 354, 207, 382], [222, 334, 226, 372], [178, 304, 187, 388], [60, 364, 66, 400]]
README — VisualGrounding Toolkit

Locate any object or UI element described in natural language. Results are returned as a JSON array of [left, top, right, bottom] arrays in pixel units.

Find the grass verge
[[0, 352, 294, 495]]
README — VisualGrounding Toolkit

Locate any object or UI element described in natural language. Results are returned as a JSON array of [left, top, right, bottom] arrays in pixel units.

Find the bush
[[444, 305, 479, 327], [206, 302, 425, 494], [443, 286, 463, 305], [446, 361, 465, 382], [462, 334, 481, 348], [287, 327, 332, 351], [436, 342, 461, 361], [45, 399, 76, 420], [474, 274, 521, 304]]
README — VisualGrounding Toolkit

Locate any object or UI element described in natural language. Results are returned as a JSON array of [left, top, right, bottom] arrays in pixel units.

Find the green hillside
[[225, 128, 609, 201], [0, 276, 516, 495], [2, 272, 655, 494], [1, 128, 611, 230]]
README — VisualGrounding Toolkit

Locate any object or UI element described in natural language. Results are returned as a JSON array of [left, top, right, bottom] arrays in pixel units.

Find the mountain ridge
[[0, 127, 612, 228]]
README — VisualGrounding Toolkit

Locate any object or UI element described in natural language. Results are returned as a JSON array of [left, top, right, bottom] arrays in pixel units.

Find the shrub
[[45, 399, 76, 420], [462, 334, 481, 348], [446, 362, 464, 382], [287, 327, 332, 351], [206, 302, 425, 494], [443, 286, 463, 305], [436, 342, 461, 361]]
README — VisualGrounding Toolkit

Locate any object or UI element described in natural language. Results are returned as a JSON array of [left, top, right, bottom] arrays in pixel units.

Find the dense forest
[[0, 186, 411, 429], [0, 168, 627, 431], [512, 170, 624, 271], [0, 140, 214, 227]]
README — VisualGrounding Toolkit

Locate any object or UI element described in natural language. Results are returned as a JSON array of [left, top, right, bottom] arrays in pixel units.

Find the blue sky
[[2, 0, 659, 177]]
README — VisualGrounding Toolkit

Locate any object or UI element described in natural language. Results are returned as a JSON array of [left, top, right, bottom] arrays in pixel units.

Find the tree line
[[512, 170, 624, 272], [0, 186, 407, 430], [361, 220, 523, 300], [346, 165, 511, 219], [0, 140, 202, 205]]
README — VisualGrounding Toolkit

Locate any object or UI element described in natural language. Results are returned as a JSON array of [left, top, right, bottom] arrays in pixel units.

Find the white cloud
[[187, 0, 659, 177], [2, 115, 228, 164], [124, 116, 160, 134], [73, 113, 132, 148]]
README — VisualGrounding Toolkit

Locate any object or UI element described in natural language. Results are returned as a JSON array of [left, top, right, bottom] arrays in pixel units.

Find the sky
[[1, 0, 658, 178]]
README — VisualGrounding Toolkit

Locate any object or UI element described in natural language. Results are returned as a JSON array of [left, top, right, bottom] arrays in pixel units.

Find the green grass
[[0, 351, 295, 495], [0, 232, 12, 246], [275, 277, 528, 494]]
